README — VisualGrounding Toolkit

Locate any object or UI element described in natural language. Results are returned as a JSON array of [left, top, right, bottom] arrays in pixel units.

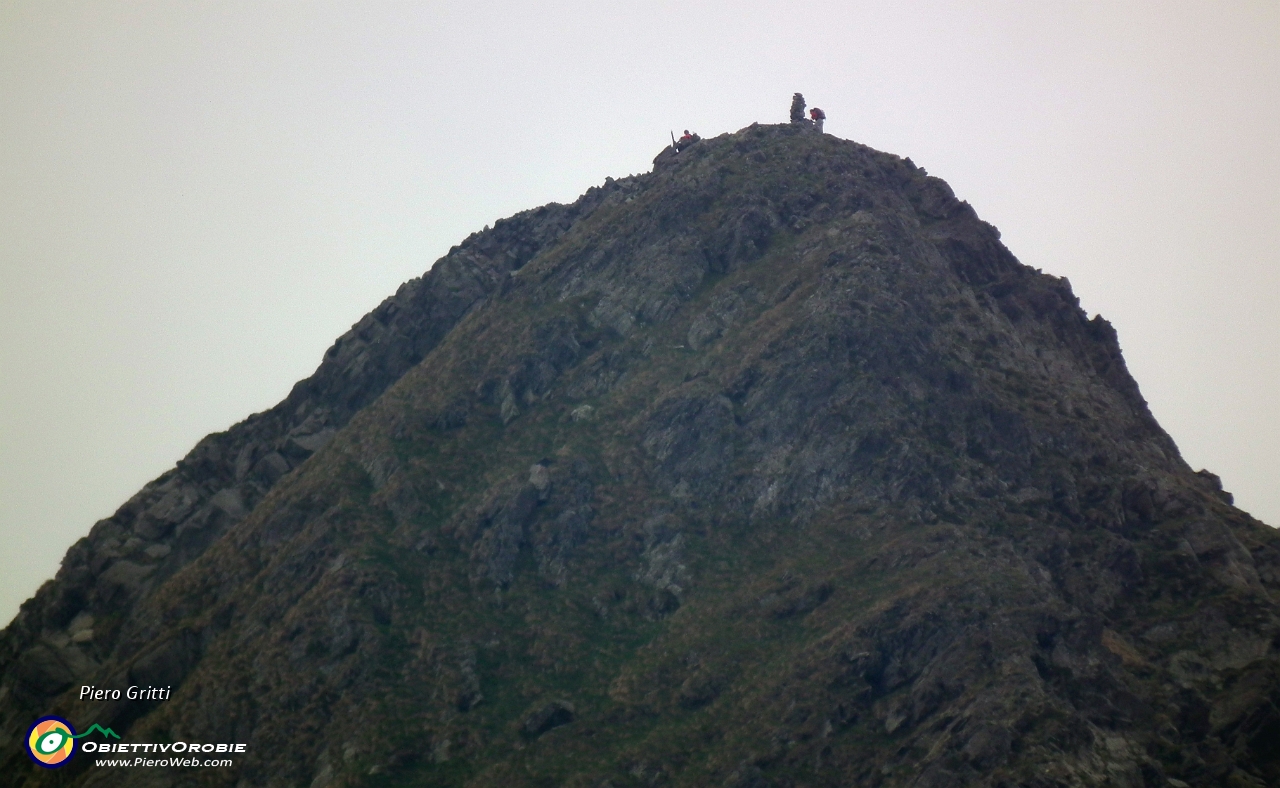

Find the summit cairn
[[789, 92, 808, 124]]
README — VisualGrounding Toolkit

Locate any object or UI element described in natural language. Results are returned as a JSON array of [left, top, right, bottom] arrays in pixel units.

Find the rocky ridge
[[2, 122, 1278, 788], [0, 186, 614, 752]]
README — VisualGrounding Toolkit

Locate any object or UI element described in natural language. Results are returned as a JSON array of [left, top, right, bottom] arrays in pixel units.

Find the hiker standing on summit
[[809, 106, 825, 133]]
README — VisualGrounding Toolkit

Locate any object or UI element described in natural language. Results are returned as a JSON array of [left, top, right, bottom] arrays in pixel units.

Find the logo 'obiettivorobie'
[[26, 717, 77, 768], [25, 717, 121, 769]]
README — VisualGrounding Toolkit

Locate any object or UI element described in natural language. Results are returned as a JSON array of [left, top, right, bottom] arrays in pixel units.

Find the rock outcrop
[[3, 122, 1278, 788]]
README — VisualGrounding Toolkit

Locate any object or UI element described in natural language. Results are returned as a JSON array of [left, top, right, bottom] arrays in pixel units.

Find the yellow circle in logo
[[26, 717, 76, 768]]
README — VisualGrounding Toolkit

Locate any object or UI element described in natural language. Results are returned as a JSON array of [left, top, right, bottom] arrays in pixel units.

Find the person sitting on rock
[[675, 130, 699, 152], [809, 107, 826, 133]]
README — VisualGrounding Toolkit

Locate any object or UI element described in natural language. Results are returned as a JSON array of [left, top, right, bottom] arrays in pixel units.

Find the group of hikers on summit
[[672, 92, 826, 154]]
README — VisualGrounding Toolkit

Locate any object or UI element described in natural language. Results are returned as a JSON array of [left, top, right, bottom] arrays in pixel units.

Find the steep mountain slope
[[3, 122, 1278, 788]]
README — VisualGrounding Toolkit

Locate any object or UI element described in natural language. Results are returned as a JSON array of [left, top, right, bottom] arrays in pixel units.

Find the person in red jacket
[[809, 107, 826, 133]]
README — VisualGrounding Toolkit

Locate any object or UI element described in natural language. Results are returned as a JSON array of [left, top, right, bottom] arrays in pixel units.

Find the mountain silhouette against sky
[[2, 118, 1278, 788]]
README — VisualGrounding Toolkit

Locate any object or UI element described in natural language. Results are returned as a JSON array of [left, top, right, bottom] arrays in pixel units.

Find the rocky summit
[[3, 122, 1279, 788]]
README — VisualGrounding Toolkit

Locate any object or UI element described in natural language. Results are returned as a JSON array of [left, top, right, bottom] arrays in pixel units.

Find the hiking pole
[[670, 130, 677, 153]]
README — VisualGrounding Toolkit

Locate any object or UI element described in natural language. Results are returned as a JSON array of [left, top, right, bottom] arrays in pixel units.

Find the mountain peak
[[3, 124, 1277, 788]]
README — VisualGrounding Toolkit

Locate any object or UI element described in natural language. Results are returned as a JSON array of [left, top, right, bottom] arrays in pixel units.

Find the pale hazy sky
[[2, 1, 1277, 625]]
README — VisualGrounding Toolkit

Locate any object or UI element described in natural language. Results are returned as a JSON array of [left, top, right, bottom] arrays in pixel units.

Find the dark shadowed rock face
[[3, 124, 1279, 788]]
